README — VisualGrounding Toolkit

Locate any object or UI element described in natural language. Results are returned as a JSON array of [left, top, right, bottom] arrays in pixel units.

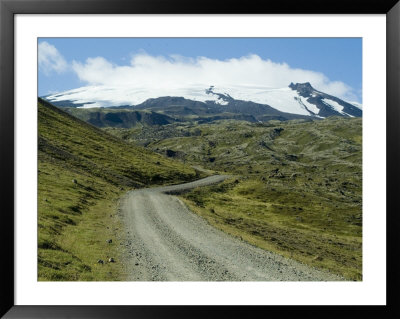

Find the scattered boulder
[[108, 257, 115, 263], [165, 149, 177, 157], [285, 154, 298, 161], [270, 127, 284, 139], [97, 259, 104, 264], [242, 132, 254, 138], [106, 239, 112, 244], [72, 179, 77, 184]]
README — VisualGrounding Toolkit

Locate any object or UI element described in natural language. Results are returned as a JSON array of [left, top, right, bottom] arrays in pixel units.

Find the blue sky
[[38, 38, 362, 102]]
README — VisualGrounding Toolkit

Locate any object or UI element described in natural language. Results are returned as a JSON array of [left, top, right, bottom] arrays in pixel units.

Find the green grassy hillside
[[38, 98, 198, 280], [119, 118, 362, 280], [64, 107, 178, 128]]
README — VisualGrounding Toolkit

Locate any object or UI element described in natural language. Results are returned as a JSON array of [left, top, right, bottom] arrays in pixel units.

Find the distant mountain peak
[[289, 82, 313, 89], [289, 82, 361, 118], [289, 82, 318, 97]]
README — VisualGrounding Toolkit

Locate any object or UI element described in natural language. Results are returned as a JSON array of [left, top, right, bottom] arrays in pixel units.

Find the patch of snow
[[297, 96, 320, 115], [214, 99, 229, 105], [322, 98, 354, 117], [322, 98, 343, 112], [349, 101, 363, 110], [211, 86, 313, 116], [78, 102, 104, 108], [342, 112, 354, 118]]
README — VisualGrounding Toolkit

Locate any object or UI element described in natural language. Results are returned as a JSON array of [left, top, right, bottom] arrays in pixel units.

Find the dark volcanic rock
[[166, 149, 177, 157]]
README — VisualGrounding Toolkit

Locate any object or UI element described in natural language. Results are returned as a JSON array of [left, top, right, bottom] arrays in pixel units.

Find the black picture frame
[[1, 0, 399, 318]]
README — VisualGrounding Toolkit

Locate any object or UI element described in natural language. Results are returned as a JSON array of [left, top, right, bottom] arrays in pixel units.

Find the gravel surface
[[119, 176, 343, 281]]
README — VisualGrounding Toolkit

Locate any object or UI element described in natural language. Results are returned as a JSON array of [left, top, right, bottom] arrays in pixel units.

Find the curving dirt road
[[119, 176, 342, 281]]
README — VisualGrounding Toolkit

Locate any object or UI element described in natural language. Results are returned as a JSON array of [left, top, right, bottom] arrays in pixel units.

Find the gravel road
[[119, 176, 343, 281]]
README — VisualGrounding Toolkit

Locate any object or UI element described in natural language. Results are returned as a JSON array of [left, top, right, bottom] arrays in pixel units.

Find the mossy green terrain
[[38, 99, 198, 280], [64, 106, 177, 129], [111, 117, 362, 280]]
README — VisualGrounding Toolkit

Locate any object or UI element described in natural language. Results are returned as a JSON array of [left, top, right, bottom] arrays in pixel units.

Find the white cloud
[[38, 41, 68, 75], [70, 53, 359, 102]]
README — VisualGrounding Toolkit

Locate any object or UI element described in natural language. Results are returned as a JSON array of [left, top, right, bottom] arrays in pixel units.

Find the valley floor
[[117, 117, 363, 280], [38, 99, 362, 281], [118, 176, 343, 281]]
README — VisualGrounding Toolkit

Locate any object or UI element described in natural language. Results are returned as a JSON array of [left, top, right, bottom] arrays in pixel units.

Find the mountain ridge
[[43, 82, 362, 120]]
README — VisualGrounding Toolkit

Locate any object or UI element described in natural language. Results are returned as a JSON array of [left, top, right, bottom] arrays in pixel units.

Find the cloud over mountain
[[71, 53, 358, 102]]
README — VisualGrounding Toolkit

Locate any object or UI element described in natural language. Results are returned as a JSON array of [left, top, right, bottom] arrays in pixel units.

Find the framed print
[[1, 0, 399, 318]]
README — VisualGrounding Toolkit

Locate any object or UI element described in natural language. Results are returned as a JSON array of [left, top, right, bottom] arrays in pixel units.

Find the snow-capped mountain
[[44, 82, 362, 119], [287, 83, 362, 118]]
